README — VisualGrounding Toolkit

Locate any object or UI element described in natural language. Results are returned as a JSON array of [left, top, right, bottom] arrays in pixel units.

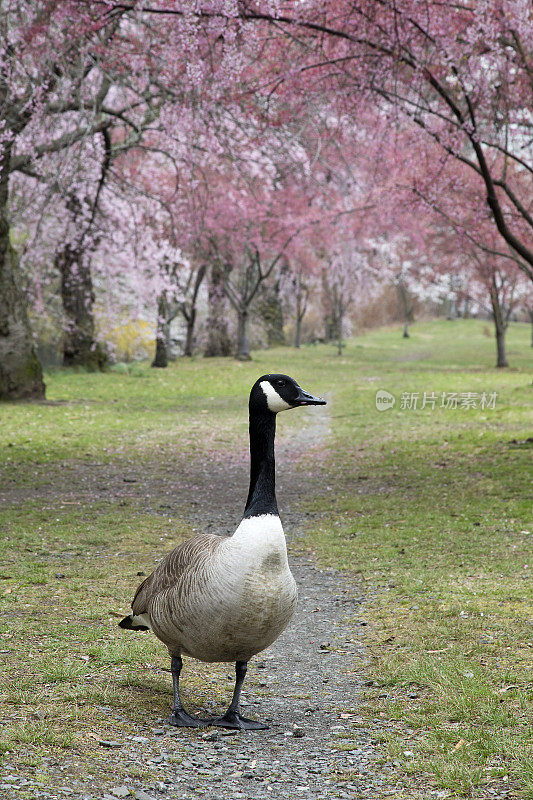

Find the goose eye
[[276, 380, 286, 387]]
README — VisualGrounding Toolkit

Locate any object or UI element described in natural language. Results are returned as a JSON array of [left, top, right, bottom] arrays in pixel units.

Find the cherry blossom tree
[[1, 0, 251, 394], [0, 1, 169, 396], [233, 0, 532, 279], [430, 224, 530, 368], [164, 107, 331, 359], [280, 254, 315, 349], [53, 134, 111, 370], [399, 132, 532, 367], [203, 261, 232, 357], [151, 259, 207, 366], [118, 1, 531, 280], [4, 0, 529, 388]]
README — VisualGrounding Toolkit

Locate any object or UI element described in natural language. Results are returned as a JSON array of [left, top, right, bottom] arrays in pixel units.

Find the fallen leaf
[[453, 739, 468, 751]]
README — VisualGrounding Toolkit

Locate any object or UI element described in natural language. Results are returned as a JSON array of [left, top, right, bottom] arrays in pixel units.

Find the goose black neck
[[243, 410, 278, 518]]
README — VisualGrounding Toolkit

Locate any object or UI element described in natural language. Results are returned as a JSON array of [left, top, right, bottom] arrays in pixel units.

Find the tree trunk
[[183, 307, 196, 357], [204, 263, 232, 357], [165, 319, 176, 362], [57, 243, 106, 371], [490, 278, 508, 368], [152, 294, 169, 368], [259, 281, 285, 346], [337, 310, 343, 355], [447, 295, 457, 320], [321, 267, 341, 343], [0, 152, 45, 400], [324, 313, 340, 343], [182, 264, 206, 357], [236, 308, 251, 360], [495, 324, 507, 368], [295, 312, 302, 348], [397, 279, 413, 338], [294, 275, 307, 348]]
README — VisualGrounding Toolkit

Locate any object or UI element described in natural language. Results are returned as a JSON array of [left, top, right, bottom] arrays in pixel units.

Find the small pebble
[[99, 740, 122, 749], [202, 732, 220, 742]]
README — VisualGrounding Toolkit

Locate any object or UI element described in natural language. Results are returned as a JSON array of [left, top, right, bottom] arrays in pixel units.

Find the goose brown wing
[[131, 534, 221, 615]]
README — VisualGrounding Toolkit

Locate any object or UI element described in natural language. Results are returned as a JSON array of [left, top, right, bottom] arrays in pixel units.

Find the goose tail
[[118, 613, 151, 631]]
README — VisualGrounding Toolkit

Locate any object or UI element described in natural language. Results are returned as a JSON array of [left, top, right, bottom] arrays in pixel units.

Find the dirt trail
[[113, 405, 399, 800], [3, 406, 401, 799]]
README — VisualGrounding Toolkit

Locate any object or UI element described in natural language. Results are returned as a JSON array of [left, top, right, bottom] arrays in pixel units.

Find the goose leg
[[168, 656, 207, 727], [209, 661, 268, 731]]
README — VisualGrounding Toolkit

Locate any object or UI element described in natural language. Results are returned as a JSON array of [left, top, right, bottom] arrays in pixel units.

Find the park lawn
[[0, 318, 531, 797], [295, 321, 532, 798], [0, 501, 208, 785]]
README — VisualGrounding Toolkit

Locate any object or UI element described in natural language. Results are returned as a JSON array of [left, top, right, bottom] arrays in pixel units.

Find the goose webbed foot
[[169, 708, 209, 727], [208, 660, 268, 730], [209, 710, 268, 731], [169, 655, 208, 727]]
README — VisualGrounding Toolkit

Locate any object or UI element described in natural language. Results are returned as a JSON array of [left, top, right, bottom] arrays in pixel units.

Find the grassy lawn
[[297, 321, 532, 798], [0, 319, 531, 798]]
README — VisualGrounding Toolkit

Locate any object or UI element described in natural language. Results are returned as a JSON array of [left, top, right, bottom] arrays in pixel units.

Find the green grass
[[294, 321, 532, 798], [0, 318, 531, 797], [0, 502, 190, 769]]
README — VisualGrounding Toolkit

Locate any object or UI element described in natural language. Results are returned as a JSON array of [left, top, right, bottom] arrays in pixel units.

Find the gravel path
[[2, 408, 403, 799], [100, 408, 399, 800], [87, 558, 392, 800]]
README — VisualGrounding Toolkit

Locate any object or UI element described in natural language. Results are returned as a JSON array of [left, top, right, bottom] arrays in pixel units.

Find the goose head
[[250, 374, 326, 414]]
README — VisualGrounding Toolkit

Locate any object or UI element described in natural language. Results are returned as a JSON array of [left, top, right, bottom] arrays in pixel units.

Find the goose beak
[[294, 387, 327, 406]]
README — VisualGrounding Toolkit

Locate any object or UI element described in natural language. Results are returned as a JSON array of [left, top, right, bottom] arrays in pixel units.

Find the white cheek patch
[[259, 381, 292, 413]]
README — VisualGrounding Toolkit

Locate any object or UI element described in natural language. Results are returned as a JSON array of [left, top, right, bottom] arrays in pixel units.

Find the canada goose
[[119, 374, 326, 730]]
